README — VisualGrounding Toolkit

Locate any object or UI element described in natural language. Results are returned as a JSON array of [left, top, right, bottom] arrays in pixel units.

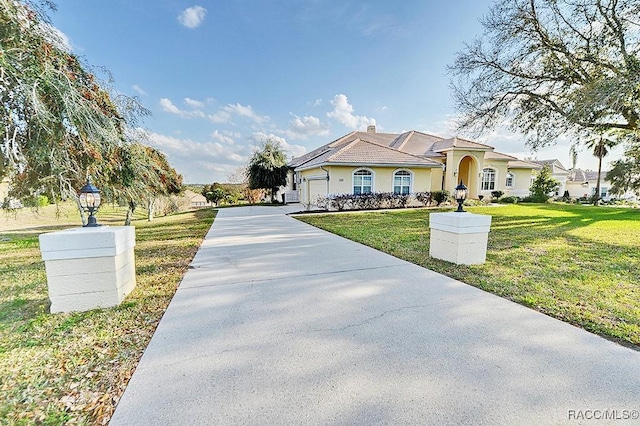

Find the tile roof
[[533, 159, 569, 173], [290, 130, 528, 171], [568, 169, 607, 182]]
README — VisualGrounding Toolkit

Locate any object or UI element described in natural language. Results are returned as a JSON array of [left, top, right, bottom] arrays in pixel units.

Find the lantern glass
[[78, 178, 102, 227], [454, 181, 468, 213]]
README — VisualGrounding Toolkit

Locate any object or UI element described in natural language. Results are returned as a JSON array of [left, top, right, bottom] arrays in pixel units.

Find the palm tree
[[585, 132, 617, 205]]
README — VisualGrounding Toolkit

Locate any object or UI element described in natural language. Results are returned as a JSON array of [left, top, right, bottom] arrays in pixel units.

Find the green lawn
[[0, 205, 216, 424], [296, 203, 640, 348]]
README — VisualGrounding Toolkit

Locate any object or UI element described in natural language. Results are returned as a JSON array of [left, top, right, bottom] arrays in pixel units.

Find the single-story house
[[565, 169, 615, 200], [286, 126, 540, 206], [185, 190, 212, 208]]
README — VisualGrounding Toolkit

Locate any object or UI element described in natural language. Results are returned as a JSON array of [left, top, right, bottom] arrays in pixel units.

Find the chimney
[[366, 125, 376, 133]]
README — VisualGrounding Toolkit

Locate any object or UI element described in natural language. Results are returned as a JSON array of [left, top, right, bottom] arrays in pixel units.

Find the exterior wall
[[566, 178, 615, 200], [505, 169, 534, 197], [298, 165, 435, 206], [299, 167, 329, 205], [326, 166, 433, 194], [478, 160, 509, 198]]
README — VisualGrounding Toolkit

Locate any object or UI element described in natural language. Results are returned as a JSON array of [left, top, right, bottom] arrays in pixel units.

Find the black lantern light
[[454, 180, 468, 213], [79, 178, 102, 227]]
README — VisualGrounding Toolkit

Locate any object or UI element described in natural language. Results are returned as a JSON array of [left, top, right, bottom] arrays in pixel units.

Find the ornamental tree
[[246, 140, 288, 203]]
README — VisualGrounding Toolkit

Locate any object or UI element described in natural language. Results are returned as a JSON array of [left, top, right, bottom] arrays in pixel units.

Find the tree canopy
[[450, 0, 640, 149], [606, 135, 640, 196], [246, 140, 288, 202], [1, 0, 182, 221]]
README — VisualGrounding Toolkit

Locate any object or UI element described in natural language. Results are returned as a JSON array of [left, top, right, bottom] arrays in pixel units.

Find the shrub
[[316, 192, 432, 211], [491, 190, 504, 200], [501, 196, 519, 204], [431, 190, 449, 206]]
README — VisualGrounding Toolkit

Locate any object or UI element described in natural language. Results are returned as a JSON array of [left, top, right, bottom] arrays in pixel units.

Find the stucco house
[[287, 126, 540, 206], [565, 168, 616, 200]]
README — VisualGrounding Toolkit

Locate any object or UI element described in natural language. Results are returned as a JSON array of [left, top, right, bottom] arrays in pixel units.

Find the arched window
[[353, 169, 373, 194], [482, 168, 496, 191], [393, 170, 411, 195], [505, 172, 514, 188]]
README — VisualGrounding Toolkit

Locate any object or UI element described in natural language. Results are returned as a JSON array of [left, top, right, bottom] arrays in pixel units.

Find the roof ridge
[[326, 138, 361, 162]]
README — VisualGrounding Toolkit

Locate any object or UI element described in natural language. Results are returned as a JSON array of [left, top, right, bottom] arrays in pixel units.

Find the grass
[[0, 203, 216, 424], [296, 203, 640, 348]]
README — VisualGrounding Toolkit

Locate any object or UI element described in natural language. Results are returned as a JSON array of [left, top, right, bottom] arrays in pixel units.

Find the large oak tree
[[450, 0, 640, 149]]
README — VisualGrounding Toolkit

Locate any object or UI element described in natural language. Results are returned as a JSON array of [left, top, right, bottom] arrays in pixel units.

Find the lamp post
[[454, 180, 468, 212], [79, 178, 102, 227]]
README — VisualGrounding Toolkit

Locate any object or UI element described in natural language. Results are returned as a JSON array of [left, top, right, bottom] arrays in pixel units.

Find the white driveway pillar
[[429, 212, 492, 265], [38, 226, 136, 313]]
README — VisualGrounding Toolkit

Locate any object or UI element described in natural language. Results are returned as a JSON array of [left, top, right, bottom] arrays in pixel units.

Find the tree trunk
[[147, 198, 155, 221], [125, 200, 136, 226], [594, 156, 602, 206]]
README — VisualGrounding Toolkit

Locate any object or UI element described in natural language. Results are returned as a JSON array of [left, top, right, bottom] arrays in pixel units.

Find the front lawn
[[0, 206, 216, 424], [296, 204, 640, 348]]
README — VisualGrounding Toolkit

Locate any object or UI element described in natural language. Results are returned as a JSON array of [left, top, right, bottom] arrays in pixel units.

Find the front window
[[482, 168, 496, 191], [353, 169, 372, 194], [505, 172, 514, 188], [393, 170, 411, 195]]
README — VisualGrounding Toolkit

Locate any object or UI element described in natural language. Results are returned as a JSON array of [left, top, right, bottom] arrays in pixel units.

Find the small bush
[[431, 190, 449, 206], [500, 196, 519, 204], [491, 190, 504, 200]]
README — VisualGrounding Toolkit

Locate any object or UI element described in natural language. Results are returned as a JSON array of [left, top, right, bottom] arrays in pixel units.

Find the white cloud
[[209, 110, 232, 123], [250, 132, 307, 158], [222, 103, 269, 123], [146, 130, 249, 183], [184, 97, 205, 108], [160, 98, 205, 118], [287, 114, 330, 139], [313, 98, 323, 107], [160, 98, 183, 115], [178, 6, 207, 29], [132, 85, 147, 96], [211, 130, 235, 145], [327, 94, 376, 130]]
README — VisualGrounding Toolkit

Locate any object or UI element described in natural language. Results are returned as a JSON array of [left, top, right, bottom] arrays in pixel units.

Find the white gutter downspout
[[320, 165, 330, 195]]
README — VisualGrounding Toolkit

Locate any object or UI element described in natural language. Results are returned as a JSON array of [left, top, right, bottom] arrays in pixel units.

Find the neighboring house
[[532, 159, 570, 197], [185, 190, 212, 208], [565, 169, 612, 200], [287, 126, 540, 206]]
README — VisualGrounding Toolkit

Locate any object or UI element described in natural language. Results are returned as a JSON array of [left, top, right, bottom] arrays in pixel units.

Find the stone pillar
[[429, 212, 492, 265], [39, 226, 136, 313]]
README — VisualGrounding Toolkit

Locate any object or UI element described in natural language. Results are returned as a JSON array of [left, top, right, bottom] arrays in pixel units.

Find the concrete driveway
[[110, 205, 640, 425]]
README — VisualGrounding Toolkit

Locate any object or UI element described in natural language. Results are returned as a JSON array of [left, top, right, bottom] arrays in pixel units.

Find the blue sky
[[49, 0, 619, 183]]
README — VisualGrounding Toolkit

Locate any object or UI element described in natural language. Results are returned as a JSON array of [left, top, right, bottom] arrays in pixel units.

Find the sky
[[48, 0, 624, 184]]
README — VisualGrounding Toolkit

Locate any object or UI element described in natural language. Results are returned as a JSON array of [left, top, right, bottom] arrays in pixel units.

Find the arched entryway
[[457, 155, 480, 198]]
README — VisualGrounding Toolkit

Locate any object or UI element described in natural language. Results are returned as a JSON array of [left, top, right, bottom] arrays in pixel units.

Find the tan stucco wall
[[298, 166, 435, 204], [505, 169, 534, 197]]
